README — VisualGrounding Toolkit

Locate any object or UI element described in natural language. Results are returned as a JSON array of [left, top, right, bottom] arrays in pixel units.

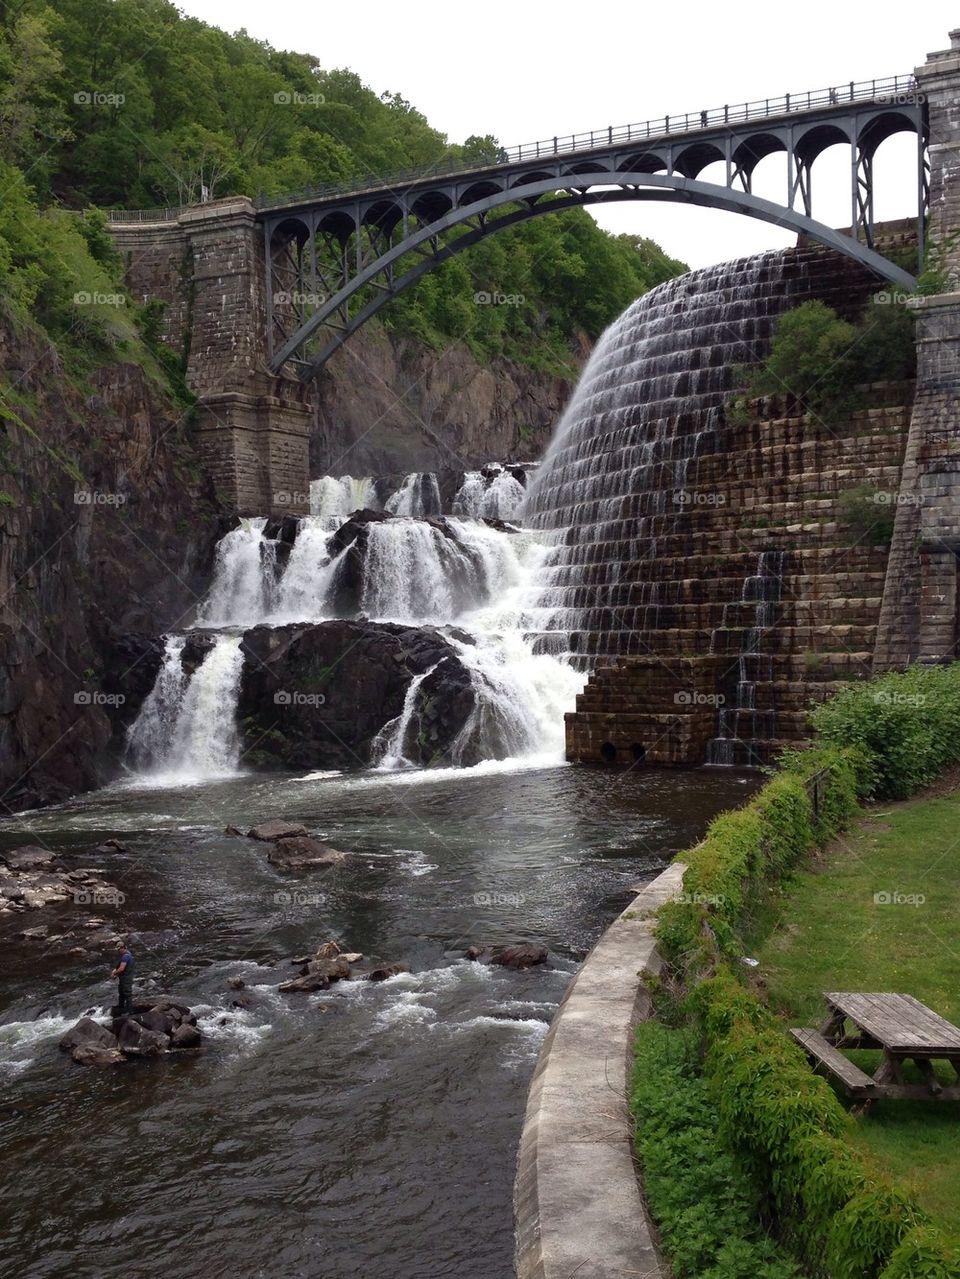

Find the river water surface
[[0, 761, 752, 1279]]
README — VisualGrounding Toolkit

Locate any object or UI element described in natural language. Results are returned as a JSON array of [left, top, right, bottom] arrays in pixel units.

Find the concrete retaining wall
[[513, 861, 687, 1279]]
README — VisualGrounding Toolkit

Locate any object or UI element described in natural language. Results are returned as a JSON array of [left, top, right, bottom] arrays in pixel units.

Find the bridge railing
[[252, 73, 918, 212], [104, 73, 919, 223], [506, 74, 920, 162], [105, 205, 191, 223]]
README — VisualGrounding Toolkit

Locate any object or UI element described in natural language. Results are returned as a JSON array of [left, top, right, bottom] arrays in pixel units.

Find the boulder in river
[[366, 964, 408, 982], [60, 1016, 117, 1054], [171, 1022, 202, 1048], [91, 839, 129, 855], [267, 836, 345, 871], [491, 944, 548, 970], [2, 847, 59, 873], [72, 1043, 125, 1067], [237, 620, 476, 771], [279, 955, 352, 992], [247, 820, 309, 841], [59, 998, 203, 1066]]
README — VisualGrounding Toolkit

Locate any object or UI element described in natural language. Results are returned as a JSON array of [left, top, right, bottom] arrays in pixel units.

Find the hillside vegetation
[[0, 0, 686, 371]]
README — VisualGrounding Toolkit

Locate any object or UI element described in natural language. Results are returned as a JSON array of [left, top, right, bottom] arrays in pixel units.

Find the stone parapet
[[514, 862, 686, 1279]]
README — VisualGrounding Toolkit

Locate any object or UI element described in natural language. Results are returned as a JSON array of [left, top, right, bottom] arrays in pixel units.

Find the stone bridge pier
[[110, 197, 311, 517], [875, 32, 960, 668]]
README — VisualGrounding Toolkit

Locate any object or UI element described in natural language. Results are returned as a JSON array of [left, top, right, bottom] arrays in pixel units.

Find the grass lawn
[[757, 785, 960, 1232]]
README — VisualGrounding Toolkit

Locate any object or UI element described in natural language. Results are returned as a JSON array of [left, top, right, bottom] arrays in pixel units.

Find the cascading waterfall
[[452, 469, 525, 521], [385, 472, 442, 517], [371, 664, 440, 769], [127, 504, 583, 780], [705, 550, 785, 767], [127, 635, 245, 781], [270, 517, 346, 622], [197, 519, 278, 629], [359, 518, 522, 624], [125, 636, 187, 768], [310, 475, 378, 518], [522, 251, 807, 665]]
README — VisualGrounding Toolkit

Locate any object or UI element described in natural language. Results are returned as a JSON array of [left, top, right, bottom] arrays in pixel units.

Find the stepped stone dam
[[525, 234, 958, 769]]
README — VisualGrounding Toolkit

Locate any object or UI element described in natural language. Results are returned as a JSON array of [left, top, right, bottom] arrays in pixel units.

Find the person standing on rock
[[110, 939, 134, 1015]]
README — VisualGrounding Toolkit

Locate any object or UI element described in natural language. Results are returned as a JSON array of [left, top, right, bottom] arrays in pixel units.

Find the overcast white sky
[[177, 0, 954, 268]]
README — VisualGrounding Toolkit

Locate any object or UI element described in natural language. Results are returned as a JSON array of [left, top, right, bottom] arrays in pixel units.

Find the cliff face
[[311, 323, 581, 475], [0, 319, 224, 811]]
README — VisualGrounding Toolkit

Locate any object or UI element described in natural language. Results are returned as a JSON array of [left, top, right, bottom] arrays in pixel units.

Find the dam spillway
[[524, 243, 914, 767]]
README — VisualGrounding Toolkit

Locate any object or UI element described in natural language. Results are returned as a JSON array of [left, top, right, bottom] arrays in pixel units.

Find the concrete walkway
[[513, 861, 686, 1279]]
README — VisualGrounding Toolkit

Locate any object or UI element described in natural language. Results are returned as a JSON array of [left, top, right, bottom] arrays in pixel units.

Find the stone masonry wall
[[111, 199, 310, 516], [875, 296, 960, 666], [874, 33, 960, 669]]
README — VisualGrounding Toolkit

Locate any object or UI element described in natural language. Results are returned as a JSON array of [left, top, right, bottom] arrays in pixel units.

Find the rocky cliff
[[0, 315, 572, 808], [0, 318, 224, 810], [312, 322, 580, 475]]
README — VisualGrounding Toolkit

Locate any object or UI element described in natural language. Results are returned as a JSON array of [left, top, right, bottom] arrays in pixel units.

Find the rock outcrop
[[0, 846, 123, 920], [267, 837, 345, 871], [59, 999, 202, 1066], [0, 315, 224, 811], [312, 322, 578, 476], [237, 619, 475, 770]]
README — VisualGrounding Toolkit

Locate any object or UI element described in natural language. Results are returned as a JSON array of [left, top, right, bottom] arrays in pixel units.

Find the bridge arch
[[267, 168, 919, 377]]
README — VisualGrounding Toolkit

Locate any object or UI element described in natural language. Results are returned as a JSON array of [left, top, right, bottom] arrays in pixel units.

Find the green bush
[[732, 295, 916, 426], [837, 483, 896, 546], [647, 668, 960, 1277], [690, 973, 944, 1279], [736, 300, 860, 422], [655, 746, 860, 968], [809, 665, 960, 800], [630, 1021, 802, 1279]]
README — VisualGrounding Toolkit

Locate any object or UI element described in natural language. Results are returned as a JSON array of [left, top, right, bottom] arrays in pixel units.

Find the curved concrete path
[[514, 861, 687, 1279]]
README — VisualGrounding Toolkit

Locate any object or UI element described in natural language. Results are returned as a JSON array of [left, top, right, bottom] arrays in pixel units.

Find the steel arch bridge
[[259, 75, 928, 380]]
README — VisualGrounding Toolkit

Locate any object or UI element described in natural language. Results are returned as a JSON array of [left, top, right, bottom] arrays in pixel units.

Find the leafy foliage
[[630, 1021, 802, 1279], [655, 745, 860, 967], [647, 669, 960, 1277], [728, 296, 916, 425], [837, 483, 896, 546], [809, 664, 960, 800], [690, 973, 939, 1279], [0, 0, 686, 372]]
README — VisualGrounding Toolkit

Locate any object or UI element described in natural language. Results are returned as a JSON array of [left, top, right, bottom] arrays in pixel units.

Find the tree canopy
[[0, 0, 687, 371]]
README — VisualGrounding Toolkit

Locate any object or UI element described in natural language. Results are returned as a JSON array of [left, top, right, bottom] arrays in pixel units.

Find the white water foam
[[132, 635, 245, 785], [269, 518, 346, 622], [384, 472, 441, 517], [310, 475, 378, 518], [0, 1008, 106, 1072], [198, 518, 277, 629]]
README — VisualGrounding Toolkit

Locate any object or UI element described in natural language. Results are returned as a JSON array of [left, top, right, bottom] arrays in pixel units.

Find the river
[[0, 761, 752, 1278]]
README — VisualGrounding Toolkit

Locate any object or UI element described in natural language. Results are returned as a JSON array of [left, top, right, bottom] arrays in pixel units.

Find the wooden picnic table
[[791, 992, 960, 1102]]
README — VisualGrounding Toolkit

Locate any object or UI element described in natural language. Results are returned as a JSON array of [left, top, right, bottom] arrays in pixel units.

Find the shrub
[[646, 669, 960, 1277], [630, 1021, 803, 1279], [731, 295, 917, 427], [655, 746, 860, 968], [809, 665, 960, 799], [737, 300, 860, 423], [690, 973, 938, 1279], [837, 483, 896, 546]]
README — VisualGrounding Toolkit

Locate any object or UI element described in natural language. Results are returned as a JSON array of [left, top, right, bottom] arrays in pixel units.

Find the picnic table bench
[[791, 992, 960, 1102]]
